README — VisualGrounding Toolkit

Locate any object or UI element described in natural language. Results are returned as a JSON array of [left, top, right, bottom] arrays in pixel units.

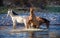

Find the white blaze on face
[[7, 9, 12, 17]]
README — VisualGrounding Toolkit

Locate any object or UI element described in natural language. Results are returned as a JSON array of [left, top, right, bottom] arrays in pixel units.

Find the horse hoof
[[13, 27, 16, 29], [24, 27, 28, 29]]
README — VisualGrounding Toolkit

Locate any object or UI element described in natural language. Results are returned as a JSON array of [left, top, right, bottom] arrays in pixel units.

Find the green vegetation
[[46, 6, 60, 12], [0, 6, 8, 14], [0, 6, 19, 14], [0, 6, 60, 14], [0, 7, 27, 14]]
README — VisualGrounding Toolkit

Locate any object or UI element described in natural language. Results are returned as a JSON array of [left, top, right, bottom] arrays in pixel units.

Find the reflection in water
[[29, 32, 35, 38], [0, 26, 49, 38], [9, 31, 49, 38], [0, 24, 60, 38]]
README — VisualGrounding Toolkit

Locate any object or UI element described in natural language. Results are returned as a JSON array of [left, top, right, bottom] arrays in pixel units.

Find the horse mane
[[40, 17, 50, 22], [12, 11, 18, 15]]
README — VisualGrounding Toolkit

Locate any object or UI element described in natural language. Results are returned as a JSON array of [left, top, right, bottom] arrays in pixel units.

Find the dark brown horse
[[27, 16, 50, 29], [27, 8, 50, 29], [36, 17, 50, 29], [27, 7, 40, 29]]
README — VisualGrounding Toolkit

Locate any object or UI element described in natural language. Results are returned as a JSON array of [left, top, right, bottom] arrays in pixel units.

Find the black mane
[[12, 11, 18, 15]]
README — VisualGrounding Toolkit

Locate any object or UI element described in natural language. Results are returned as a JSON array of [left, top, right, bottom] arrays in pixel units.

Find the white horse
[[7, 9, 29, 29]]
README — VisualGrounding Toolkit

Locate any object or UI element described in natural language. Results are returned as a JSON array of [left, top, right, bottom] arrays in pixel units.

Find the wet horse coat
[[7, 9, 29, 29], [27, 8, 50, 29], [27, 8, 40, 28], [36, 17, 50, 29]]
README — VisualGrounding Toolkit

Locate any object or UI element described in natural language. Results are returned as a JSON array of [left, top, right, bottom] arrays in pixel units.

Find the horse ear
[[30, 7, 34, 13]]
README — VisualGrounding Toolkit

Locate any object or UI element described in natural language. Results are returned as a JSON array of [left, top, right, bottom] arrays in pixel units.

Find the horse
[[27, 8, 50, 29], [36, 17, 50, 29], [7, 9, 29, 29], [26, 7, 40, 28]]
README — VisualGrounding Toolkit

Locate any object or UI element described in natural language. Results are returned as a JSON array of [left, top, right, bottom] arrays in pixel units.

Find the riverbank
[[0, 6, 60, 14]]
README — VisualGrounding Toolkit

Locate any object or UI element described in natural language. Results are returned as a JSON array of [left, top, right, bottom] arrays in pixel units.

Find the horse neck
[[30, 11, 36, 19], [9, 12, 15, 18]]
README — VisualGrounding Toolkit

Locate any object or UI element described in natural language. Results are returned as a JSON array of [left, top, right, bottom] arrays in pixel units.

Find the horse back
[[42, 18, 50, 23], [36, 17, 50, 23]]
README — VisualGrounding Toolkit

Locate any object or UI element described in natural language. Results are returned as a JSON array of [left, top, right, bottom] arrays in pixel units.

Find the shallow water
[[0, 24, 60, 38], [0, 13, 60, 38]]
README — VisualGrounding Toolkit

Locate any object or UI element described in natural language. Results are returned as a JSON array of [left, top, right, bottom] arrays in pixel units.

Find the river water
[[0, 12, 60, 38]]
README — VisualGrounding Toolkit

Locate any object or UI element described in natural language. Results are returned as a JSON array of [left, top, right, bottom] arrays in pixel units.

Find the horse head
[[7, 9, 12, 17], [7, 9, 18, 17], [30, 7, 34, 14]]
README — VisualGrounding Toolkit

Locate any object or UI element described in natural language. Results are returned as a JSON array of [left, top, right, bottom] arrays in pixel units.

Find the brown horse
[[26, 7, 40, 28], [36, 17, 50, 29], [27, 7, 50, 29]]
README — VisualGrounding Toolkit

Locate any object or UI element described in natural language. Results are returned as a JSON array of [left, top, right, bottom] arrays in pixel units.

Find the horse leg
[[27, 24, 30, 29], [26, 20, 32, 29], [36, 25, 40, 29], [26, 22, 31, 29], [13, 21, 16, 29], [46, 22, 49, 29], [24, 22, 30, 29], [33, 25, 36, 28], [24, 23, 30, 29]]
